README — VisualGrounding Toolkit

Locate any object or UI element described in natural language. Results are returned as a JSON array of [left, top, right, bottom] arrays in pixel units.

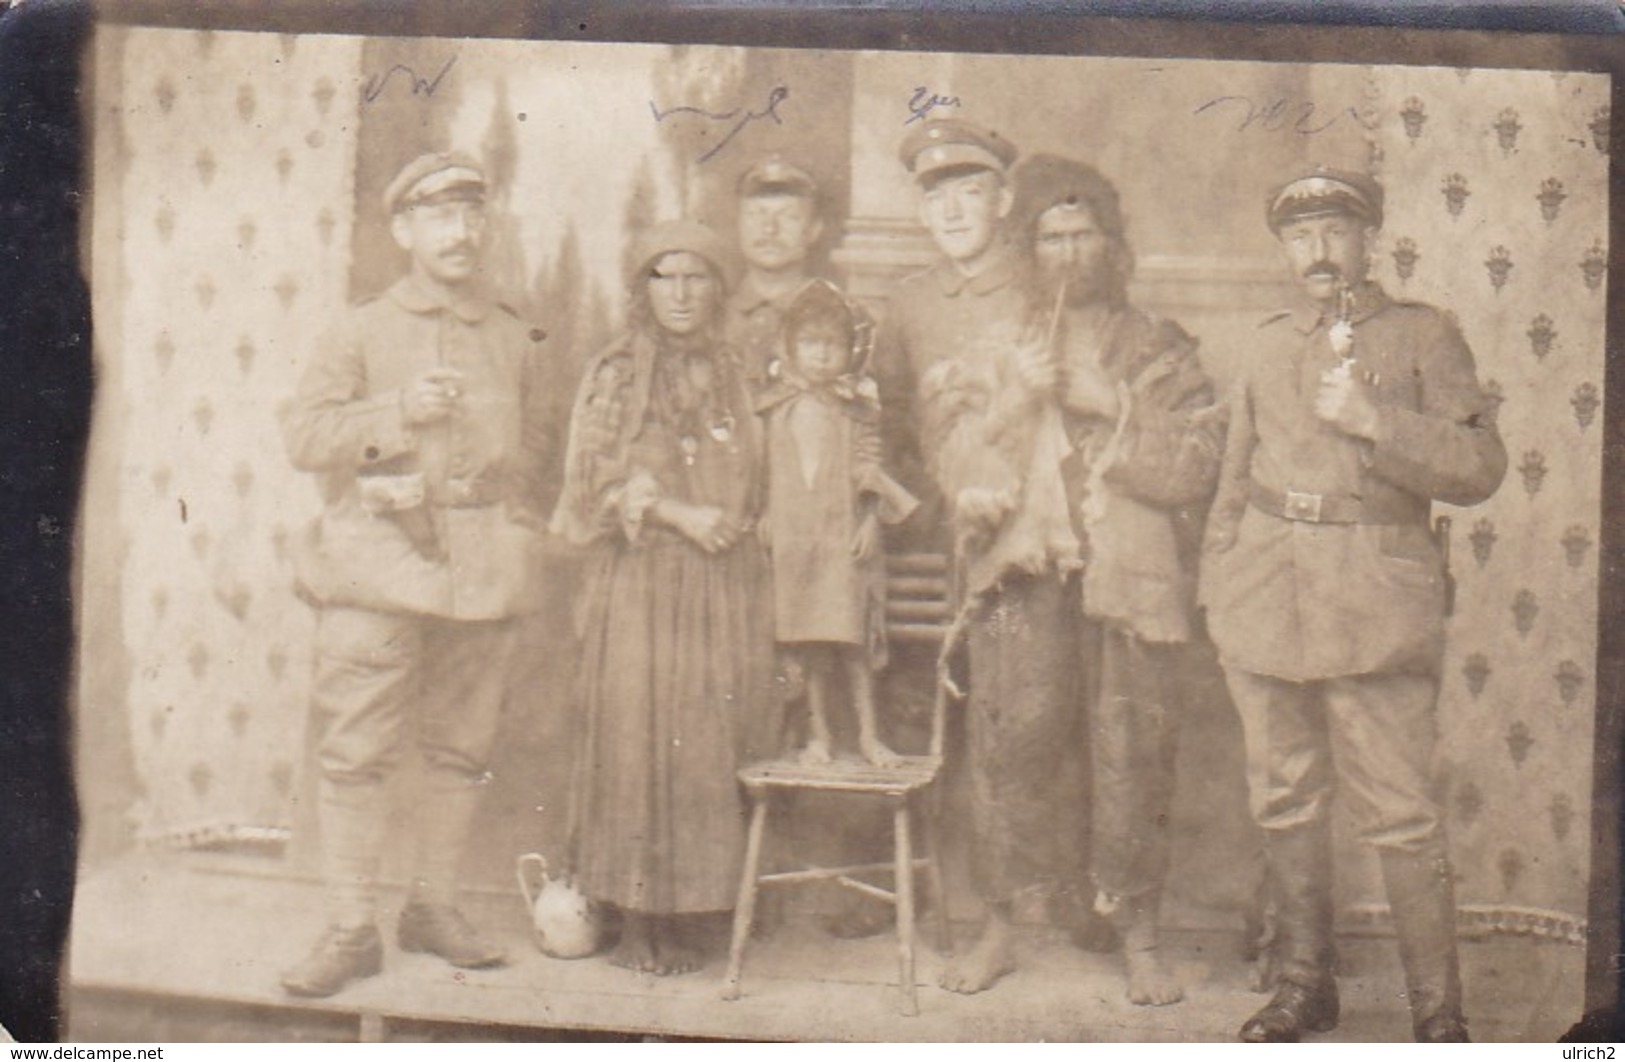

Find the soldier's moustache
[[1304, 263, 1341, 279]]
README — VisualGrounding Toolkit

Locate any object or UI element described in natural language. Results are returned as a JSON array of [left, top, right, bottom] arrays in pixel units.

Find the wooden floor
[[67, 853, 1586, 1043]]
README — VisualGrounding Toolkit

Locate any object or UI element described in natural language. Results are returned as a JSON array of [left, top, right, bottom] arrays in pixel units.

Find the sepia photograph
[[25, 2, 1617, 1043]]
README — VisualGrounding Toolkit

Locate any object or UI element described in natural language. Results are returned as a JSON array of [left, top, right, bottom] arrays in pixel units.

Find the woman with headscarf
[[551, 220, 776, 975]]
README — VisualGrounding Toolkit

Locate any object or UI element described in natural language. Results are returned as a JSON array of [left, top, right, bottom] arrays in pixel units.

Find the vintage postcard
[[56, 3, 1617, 1043]]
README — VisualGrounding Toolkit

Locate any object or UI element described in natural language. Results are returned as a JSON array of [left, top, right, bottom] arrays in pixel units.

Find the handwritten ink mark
[[1193, 94, 1360, 136], [905, 86, 961, 125], [362, 56, 457, 104], [649, 85, 789, 163]]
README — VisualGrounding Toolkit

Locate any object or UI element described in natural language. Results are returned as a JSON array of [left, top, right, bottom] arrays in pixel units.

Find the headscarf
[[754, 278, 880, 419], [550, 220, 735, 544], [628, 218, 732, 291]]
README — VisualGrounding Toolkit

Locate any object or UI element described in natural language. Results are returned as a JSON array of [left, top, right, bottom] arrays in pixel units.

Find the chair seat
[[724, 751, 951, 1016], [737, 755, 942, 795]]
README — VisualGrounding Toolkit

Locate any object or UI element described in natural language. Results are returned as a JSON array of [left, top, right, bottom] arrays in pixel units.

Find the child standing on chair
[[757, 279, 918, 766]]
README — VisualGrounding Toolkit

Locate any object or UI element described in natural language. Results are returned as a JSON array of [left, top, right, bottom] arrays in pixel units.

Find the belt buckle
[[1284, 490, 1323, 523]]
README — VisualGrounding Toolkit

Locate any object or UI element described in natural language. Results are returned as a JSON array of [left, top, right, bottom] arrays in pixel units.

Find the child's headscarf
[[757, 278, 879, 416]]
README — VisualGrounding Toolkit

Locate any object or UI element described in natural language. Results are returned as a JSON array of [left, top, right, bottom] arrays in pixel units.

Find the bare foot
[[797, 738, 832, 765], [653, 944, 704, 975], [610, 912, 660, 974], [938, 917, 1015, 994], [1126, 948, 1184, 1006], [860, 738, 903, 767], [652, 918, 706, 976]]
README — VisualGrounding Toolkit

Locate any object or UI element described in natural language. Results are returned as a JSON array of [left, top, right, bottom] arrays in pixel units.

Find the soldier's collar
[[932, 243, 1018, 298], [389, 273, 490, 323], [733, 273, 803, 315], [1289, 280, 1389, 334]]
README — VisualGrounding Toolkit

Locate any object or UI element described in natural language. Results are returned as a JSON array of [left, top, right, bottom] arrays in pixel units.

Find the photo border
[[1, 0, 1620, 1041]]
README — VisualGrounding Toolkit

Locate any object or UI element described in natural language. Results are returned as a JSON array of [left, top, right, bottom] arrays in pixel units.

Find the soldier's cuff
[[355, 394, 417, 469]]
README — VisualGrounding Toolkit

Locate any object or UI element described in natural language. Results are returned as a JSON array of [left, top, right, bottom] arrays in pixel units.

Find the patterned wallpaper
[[102, 27, 361, 846], [86, 35, 1609, 942], [1355, 66, 1608, 939]]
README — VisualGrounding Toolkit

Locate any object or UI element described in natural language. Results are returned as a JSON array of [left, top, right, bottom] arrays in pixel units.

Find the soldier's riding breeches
[[1223, 668, 1445, 854], [309, 606, 517, 785]]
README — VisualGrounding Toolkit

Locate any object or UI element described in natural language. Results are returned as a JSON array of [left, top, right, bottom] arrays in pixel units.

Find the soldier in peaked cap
[[380, 150, 488, 216], [1265, 165, 1384, 233], [897, 115, 1019, 181], [1201, 164, 1505, 1042], [726, 155, 828, 394], [869, 120, 1122, 995], [278, 151, 550, 997], [872, 116, 1025, 518]]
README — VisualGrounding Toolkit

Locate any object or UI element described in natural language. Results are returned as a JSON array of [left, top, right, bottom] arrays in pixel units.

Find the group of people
[[274, 113, 1506, 1043]]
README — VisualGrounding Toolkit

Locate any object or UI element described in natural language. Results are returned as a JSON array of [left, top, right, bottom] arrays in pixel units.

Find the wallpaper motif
[[1361, 66, 1607, 939], [112, 28, 362, 846], [96, 40, 1610, 943]]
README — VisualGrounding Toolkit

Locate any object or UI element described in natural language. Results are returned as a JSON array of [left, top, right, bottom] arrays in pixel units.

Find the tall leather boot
[[280, 776, 389, 997], [398, 766, 506, 968], [1240, 823, 1339, 1042], [1380, 848, 1469, 1042]]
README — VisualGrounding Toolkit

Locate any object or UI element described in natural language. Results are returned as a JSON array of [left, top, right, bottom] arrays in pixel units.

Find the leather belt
[[1248, 483, 1413, 525]]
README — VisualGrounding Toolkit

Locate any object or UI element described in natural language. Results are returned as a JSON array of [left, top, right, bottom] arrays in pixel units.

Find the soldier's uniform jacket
[[281, 273, 549, 621], [1200, 282, 1507, 682], [871, 245, 1028, 527], [723, 274, 800, 394]]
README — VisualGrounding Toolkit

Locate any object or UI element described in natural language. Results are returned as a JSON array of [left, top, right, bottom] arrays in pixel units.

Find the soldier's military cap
[[629, 218, 732, 287], [1266, 165, 1384, 232], [383, 151, 487, 215], [737, 155, 818, 199], [898, 117, 1018, 181]]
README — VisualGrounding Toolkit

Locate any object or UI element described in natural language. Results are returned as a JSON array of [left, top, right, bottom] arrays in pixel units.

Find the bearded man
[[1001, 152, 1222, 1003]]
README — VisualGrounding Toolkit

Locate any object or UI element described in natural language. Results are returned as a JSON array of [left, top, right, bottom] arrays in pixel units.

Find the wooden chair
[[721, 552, 955, 1016]]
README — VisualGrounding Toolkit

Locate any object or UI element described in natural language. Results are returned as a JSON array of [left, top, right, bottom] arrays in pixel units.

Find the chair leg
[[894, 799, 919, 1017], [923, 805, 952, 956], [723, 793, 770, 1001]]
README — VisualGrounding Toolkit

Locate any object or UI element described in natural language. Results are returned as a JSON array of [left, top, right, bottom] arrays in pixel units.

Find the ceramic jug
[[516, 852, 601, 959]]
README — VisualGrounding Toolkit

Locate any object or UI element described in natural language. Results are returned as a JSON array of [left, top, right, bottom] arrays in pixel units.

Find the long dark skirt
[[568, 532, 778, 914]]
